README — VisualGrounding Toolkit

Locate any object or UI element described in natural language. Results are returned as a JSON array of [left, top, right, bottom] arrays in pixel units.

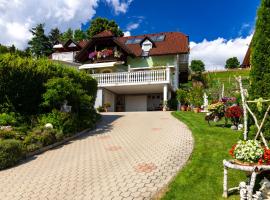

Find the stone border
[[25, 128, 93, 158]]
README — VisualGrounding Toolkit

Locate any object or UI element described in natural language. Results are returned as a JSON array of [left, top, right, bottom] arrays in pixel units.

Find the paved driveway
[[0, 112, 193, 200]]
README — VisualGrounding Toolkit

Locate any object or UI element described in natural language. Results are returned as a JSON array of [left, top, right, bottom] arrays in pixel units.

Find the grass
[[205, 69, 250, 90], [162, 111, 246, 200]]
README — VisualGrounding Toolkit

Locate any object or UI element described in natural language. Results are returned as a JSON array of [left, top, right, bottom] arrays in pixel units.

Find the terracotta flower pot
[[233, 160, 258, 166], [193, 107, 200, 113], [180, 105, 187, 111]]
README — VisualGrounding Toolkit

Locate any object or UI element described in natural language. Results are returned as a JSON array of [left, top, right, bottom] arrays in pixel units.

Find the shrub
[[97, 106, 105, 112], [38, 129, 57, 146], [0, 54, 97, 115], [0, 139, 24, 169], [55, 131, 65, 141], [39, 110, 77, 134], [0, 112, 16, 126], [249, 0, 270, 137], [176, 89, 188, 105], [25, 143, 42, 152]]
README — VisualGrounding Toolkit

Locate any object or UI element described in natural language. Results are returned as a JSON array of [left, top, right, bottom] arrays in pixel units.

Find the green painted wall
[[127, 55, 176, 68]]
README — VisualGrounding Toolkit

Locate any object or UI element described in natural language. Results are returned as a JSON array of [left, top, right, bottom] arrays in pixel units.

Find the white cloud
[[190, 34, 253, 71], [105, 0, 133, 14], [0, 0, 100, 49], [123, 31, 131, 36], [126, 22, 139, 31]]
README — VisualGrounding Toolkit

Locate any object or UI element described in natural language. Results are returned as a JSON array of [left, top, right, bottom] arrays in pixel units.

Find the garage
[[125, 95, 147, 112]]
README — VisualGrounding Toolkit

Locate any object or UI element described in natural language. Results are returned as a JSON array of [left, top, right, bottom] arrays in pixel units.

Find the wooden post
[[235, 76, 248, 140], [223, 165, 228, 198]]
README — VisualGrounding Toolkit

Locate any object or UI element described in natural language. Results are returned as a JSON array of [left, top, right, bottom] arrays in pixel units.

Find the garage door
[[125, 95, 147, 112]]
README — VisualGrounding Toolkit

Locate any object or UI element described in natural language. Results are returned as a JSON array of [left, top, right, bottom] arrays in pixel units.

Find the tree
[[28, 24, 52, 57], [225, 57, 240, 69], [87, 17, 123, 38], [74, 29, 87, 41], [190, 60, 205, 73], [249, 0, 270, 136], [60, 28, 74, 41], [48, 28, 62, 45]]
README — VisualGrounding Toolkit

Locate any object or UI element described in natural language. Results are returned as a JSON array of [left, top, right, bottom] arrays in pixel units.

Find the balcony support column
[[163, 84, 168, 111]]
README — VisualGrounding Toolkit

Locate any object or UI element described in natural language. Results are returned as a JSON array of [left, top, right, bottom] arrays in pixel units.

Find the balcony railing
[[91, 68, 171, 86]]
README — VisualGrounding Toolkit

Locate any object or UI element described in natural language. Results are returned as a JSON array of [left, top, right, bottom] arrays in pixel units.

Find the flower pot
[[180, 105, 187, 111], [233, 159, 258, 166], [193, 107, 200, 113]]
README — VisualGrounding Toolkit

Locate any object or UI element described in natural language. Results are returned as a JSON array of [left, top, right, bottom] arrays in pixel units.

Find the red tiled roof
[[241, 45, 251, 68], [78, 40, 89, 48], [116, 32, 189, 56], [93, 30, 114, 38]]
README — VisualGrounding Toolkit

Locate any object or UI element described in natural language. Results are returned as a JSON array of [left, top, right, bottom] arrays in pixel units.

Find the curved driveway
[[0, 112, 193, 200]]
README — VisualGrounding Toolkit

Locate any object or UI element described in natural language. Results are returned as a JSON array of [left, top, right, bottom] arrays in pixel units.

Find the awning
[[79, 61, 124, 70]]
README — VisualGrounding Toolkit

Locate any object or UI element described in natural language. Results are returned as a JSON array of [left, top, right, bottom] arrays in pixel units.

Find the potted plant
[[225, 105, 243, 127], [229, 140, 270, 166], [176, 89, 188, 111], [189, 87, 203, 113], [103, 102, 111, 112]]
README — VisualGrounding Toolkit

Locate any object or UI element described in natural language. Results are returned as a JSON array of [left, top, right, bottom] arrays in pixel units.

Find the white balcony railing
[[91, 68, 171, 86]]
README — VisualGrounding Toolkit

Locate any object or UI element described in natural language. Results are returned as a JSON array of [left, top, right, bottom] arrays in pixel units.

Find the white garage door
[[125, 95, 147, 112]]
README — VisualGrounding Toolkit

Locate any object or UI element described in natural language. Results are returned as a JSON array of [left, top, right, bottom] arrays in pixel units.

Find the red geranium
[[225, 105, 243, 118], [229, 144, 236, 158]]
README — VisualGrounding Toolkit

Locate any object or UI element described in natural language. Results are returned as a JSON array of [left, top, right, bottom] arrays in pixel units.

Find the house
[[241, 45, 251, 68], [51, 39, 87, 63], [51, 30, 190, 112]]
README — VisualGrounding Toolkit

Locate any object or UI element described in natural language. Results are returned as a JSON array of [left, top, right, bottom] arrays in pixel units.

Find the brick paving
[[0, 112, 193, 200]]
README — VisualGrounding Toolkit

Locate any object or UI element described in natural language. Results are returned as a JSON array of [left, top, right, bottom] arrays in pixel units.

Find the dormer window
[[141, 39, 153, 57], [142, 40, 153, 52]]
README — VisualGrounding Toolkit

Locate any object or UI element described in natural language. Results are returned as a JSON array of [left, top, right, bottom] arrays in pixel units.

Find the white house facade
[[51, 31, 189, 112]]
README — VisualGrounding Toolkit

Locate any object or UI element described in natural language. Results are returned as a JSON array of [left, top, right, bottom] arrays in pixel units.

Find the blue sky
[[84, 0, 260, 42], [0, 0, 261, 69]]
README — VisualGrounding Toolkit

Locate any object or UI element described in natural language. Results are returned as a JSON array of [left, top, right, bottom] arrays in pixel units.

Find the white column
[[94, 88, 103, 109], [163, 84, 168, 111], [174, 54, 180, 90]]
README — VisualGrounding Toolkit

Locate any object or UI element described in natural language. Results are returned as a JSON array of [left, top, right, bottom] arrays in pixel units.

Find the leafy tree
[[28, 24, 52, 57], [225, 57, 240, 69], [60, 28, 74, 41], [87, 17, 124, 38], [190, 60, 205, 73], [74, 29, 87, 41], [249, 0, 270, 136], [0, 44, 9, 54], [48, 28, 62, 45]]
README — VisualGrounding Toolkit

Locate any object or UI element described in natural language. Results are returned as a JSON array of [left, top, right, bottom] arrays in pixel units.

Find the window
[[150, 34, 165, 42], [125, 38, 143, 44]]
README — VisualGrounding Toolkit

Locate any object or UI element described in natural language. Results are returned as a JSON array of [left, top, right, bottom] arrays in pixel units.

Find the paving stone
[[0, 112, 193, 200]]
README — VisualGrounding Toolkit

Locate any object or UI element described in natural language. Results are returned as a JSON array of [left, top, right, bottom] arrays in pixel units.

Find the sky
[[0, 0, 261, 70]]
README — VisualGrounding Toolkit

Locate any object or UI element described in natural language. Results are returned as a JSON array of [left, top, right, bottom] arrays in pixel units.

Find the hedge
[[0, 54, 97, 115], [0, 139, 24, 169]]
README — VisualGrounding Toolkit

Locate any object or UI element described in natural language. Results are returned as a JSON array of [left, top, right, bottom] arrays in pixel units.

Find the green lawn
[[162, 111, 246, 200], [206, 69, 250, 90]]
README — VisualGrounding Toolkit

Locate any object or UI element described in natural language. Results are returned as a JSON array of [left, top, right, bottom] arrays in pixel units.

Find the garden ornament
[[61, 100, 72, 113], [45, 123, 53, 129], [239, 181, 248, 200]]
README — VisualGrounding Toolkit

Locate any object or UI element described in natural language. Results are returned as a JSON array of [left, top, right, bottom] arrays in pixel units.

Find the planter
[[233, 159, 258, 166], [193, 107, 201, 113], [180, 105, 187, 111]]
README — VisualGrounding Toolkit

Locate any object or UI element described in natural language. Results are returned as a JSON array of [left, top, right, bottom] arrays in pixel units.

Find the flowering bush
[[208, 102, 225, 114], [221, 97, 237, 103], [101, 49, 113, 57], [89, 51, 97, 59], [225, 105, 243, 125], [229, 140, 264, 163]]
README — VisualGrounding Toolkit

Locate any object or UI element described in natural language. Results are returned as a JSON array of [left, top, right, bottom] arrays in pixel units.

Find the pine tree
[[48, 28, 62, 45], [28, 24, 52, 57], [74, 29, 87, 41], [61, 28, 74, 41], [249, 0, 270, 135]]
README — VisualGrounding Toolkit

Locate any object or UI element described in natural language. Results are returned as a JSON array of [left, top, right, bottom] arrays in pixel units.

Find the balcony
[[91, 68, 173, 87]]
